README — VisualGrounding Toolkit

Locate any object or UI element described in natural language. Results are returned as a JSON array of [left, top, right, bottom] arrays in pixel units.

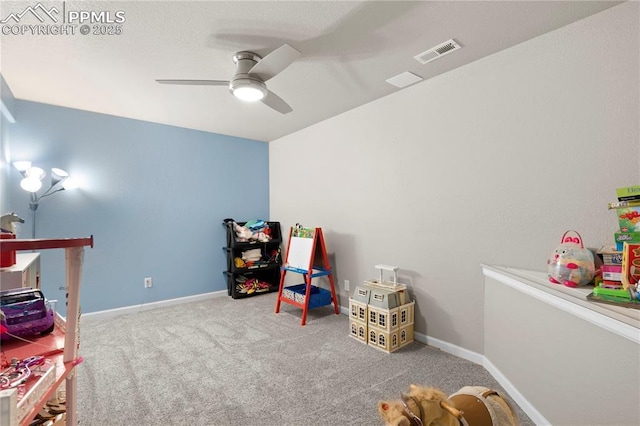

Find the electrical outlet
[[344, 280, 350, 291], [144, 277, 153, 288]]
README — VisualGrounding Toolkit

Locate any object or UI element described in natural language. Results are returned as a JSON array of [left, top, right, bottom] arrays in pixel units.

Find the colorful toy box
[[614, 232, 640, 251], [615, 207, 640, 232], [621, 242, 640, 289], [597, 246, 623, 265], [616, 185, 640, 201], [348, 265, 414, 353]]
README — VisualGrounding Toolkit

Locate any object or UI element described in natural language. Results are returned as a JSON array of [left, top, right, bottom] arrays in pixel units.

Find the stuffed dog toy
[[378, 384, 519, 426]]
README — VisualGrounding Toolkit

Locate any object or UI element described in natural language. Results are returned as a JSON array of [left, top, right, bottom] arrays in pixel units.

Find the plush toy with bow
[[547, 230, 595, 288]]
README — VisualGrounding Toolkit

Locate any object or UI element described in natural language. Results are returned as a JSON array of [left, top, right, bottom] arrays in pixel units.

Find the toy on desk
[[0, 355, 44, 389], [0, 212, 24, 234], [0, 288, 55, 341], [547, 230, 595, 288]]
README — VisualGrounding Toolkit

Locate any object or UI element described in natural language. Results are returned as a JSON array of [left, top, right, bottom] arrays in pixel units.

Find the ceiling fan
[[156, 44, 300, 114]]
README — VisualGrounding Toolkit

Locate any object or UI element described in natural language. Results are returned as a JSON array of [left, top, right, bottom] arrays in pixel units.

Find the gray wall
[[269, 2, 639, 354]]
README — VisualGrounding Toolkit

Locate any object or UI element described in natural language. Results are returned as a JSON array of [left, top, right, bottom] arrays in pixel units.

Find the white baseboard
[[82, 291, 227, 320], [483, 358, 550, 425], [415, 331, 485, 365]]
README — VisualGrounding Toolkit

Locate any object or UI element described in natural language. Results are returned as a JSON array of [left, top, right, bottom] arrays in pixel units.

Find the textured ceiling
[[0, 1, 623, 142]]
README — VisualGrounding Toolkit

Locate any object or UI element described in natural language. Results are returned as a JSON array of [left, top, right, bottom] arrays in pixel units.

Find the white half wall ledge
[[481, 264, 640, 344]]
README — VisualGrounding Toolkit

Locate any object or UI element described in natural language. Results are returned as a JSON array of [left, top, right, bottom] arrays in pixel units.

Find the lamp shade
[[61, 176, 79, 190], [51, 168, 69, 186], [13, 161, 32, 173], [26, 166, 45, 180], [20, 177, 43, 192]]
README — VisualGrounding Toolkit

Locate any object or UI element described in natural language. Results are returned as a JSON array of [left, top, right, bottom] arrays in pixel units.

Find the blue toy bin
[[282, 284, 332, 308]]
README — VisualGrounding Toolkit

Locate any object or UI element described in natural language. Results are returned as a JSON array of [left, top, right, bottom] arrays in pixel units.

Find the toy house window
[[351, 323, 357, 335], [392, 334, 398, 347], [401, 310, 407, 324], [370, 331, 376, 343], [401, 330, 407, 342], [379, 314, 386, 327], [379, 335, 385, 347], [359, 326, 365, 338], [351, 304, 357, 317], [359, 307, 366, 320], [370, 311, 376, 324], [392, 313, 398, 327]]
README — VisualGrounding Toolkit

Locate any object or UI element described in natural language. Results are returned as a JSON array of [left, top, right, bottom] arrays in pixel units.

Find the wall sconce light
[[13, 161, 78, 238]]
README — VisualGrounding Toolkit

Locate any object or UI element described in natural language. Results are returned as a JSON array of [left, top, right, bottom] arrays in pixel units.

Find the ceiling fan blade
[[248, 44, 301, 82], [261, 90, 293, 114], [156, 79, 229, 86]]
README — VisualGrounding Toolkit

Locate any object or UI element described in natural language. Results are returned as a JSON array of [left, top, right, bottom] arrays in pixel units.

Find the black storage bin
[[222, 220, 282, 299]]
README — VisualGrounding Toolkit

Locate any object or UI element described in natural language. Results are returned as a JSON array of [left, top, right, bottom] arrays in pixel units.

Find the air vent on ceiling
[[414, 39, 462, 65], [386, 71, 423, 89]]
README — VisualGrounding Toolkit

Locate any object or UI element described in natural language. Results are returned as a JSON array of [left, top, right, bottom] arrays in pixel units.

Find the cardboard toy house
[[349, 265, 415, 353]]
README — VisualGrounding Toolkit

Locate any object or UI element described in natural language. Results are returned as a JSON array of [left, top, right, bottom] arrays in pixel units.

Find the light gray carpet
[[77, 293, 534, 425]]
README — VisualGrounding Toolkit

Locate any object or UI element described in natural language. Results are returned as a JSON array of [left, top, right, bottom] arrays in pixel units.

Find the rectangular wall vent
[[414, 39, 462, 65]]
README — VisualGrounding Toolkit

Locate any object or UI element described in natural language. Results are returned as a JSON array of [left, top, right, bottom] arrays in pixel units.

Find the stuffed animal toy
[[232, 221, 272, 243], [547, 230, 595, 287], [232, 221, 254, 242], [378, 384, 519, 426]]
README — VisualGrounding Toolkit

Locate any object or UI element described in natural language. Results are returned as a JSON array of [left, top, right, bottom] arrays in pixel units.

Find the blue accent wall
[[4, 100, 270, 315]]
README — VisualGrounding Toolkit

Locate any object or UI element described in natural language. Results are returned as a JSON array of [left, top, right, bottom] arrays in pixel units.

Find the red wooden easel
[[275, 227, 339, 325]]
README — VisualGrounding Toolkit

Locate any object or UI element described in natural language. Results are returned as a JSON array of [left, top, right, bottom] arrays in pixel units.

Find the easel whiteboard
[[287, 236, 315, 271]]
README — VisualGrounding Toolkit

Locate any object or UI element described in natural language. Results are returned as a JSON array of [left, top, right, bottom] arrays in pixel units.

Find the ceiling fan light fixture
[[230, 78, 267, 102]]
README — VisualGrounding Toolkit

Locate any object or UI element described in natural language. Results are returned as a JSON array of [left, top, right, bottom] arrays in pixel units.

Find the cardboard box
[[616, 185, 640, 201], [621, 242, 640, 289], [615, 207, 640, 232], [615, 232, 640, 251], [602, 264, 622, 281], [597, 246, 623, 265]]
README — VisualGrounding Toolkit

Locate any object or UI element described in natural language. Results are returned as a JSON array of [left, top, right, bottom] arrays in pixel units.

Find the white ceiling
[[0, 1, 623, 142]]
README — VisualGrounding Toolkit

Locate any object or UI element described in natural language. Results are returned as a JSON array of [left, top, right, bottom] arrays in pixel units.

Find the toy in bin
[[547, 230, 595, 288]]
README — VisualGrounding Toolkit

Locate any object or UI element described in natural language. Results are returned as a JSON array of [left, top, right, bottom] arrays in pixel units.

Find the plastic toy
[[0, 288, 55, 340], [0, 355, 45, 389], [378, 384, 518, 426], [547, 230, 595, 288], [0, 212, 24, 234], [228, 220, 271, 243]]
